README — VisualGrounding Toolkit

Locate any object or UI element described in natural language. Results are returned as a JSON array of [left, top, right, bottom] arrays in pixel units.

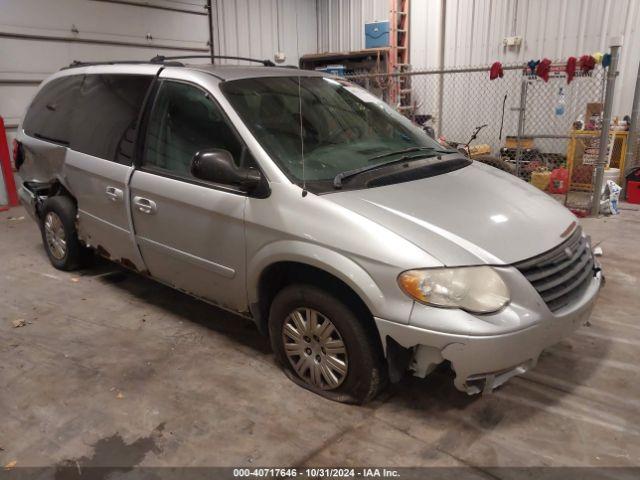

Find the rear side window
[[70, 74, 153, 164], [23, 75, 82, 145]]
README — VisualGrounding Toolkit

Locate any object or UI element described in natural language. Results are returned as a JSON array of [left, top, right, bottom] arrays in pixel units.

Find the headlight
[[397, 266, 510, 314]]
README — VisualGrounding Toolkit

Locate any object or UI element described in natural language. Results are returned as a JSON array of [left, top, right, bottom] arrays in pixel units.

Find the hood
[[324, 161, 577, 266]]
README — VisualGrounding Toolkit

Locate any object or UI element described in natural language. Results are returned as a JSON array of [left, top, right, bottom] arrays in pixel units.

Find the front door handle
[[105, 186, 124, 202], [132, 196, 157, 215]]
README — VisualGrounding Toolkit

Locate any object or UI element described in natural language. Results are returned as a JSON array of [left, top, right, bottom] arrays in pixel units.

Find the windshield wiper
[[367, 146, 451, 161], [333, 153, 438, 188]]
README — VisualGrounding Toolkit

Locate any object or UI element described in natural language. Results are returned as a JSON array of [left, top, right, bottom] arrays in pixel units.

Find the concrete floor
[[1, 203, 639, 472]]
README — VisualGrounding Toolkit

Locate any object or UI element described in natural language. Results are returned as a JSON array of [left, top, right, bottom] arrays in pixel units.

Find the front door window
[[143, 81, 243, 179]]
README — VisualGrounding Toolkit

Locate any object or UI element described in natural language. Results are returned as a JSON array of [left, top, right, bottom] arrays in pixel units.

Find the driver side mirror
[[190, 148, 262, 191]]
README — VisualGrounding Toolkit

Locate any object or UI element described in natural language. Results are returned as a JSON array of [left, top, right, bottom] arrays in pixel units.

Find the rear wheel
[[40, 196, 85, 271], [269, 284, 385, 404]]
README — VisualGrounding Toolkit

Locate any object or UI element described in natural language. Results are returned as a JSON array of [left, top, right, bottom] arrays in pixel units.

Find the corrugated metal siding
[[409, 0, 640, 113], [317, 0, 388, 52], [437, 0, 638, 67], [212, 0, 317, 65], [410, 0, 442, 69], [317, 0, 638, 112]]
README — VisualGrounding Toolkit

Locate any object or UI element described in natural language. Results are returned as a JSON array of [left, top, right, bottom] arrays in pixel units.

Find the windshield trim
[[333, 152, 441, 188]]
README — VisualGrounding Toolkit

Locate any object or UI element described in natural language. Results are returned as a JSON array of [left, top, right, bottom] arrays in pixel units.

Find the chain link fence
[[348, 64, 523, 155], [346, 60, 622, 211]]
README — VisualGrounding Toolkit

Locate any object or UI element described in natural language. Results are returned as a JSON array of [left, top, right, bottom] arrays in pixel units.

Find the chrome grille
[[515, 228, 594, 312]]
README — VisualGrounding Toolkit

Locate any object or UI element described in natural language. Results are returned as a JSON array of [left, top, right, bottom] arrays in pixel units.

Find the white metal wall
[[316, 0, 389, 52], [409, 0, 640, 115], [212, 0, 317, 66], [316, 0, 640, 115]]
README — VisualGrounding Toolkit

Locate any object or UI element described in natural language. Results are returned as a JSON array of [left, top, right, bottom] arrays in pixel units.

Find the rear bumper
[[18, 184, 39, 222], [375, 267, 603, 394]]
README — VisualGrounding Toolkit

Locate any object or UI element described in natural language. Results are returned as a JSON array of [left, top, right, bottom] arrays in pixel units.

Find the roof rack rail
[[63, 59, 184, 70], [63, 54, 276, 71], [150, 55, 276, 67]]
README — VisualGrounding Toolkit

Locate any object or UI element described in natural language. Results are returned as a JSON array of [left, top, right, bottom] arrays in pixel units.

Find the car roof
[[187, 64, 326, 81], [54, 62, 327, 82]]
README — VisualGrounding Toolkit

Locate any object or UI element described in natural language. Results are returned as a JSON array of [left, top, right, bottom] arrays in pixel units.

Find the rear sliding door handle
[[132, 196, 157, 215], [105, 186, 124, 202]]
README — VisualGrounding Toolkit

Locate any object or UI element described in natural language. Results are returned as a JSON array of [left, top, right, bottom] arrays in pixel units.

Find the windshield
[[221, 76, 453, 189]]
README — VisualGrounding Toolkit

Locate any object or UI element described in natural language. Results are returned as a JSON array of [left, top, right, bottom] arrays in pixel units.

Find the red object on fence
[[566, 56, 577, 84], [536, 58, 552, 82], [548, 167, 569, 194], [0, 116, 19, 209], [579, 55, 596, 74], [489, 62, 504, 80]]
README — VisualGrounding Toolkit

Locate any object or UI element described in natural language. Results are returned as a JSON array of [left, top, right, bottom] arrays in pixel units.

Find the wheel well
[[28, 180, 75, 219], [49, 181, 75, 203], [255, 262, 383, 351]]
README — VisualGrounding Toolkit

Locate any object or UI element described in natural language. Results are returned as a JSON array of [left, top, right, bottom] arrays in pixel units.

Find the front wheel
[[269, 284, 385, 404]]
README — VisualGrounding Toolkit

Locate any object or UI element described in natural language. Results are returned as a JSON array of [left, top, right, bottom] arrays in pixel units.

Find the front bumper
[[375, 266, 603, 394]]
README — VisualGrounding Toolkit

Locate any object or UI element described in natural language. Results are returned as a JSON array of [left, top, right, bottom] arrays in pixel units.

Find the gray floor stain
[[54, 424, 165, 480]]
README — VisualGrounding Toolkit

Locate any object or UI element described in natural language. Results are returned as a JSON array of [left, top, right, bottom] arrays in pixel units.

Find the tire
[[40, 196, 85, 271], [269, 284, 386, 404]]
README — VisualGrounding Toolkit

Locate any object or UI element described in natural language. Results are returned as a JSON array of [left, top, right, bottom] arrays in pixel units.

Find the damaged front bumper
[[375, 266, 603, 394]]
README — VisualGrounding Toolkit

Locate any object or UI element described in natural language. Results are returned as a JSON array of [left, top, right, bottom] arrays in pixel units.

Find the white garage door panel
[[0, 38, 210, 76], [103, 0, 207, 15], [1, 0, 208, 46], [0, 85, 38, 126]]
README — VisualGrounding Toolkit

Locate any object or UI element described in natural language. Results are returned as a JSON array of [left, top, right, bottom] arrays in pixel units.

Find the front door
[[129, 78, 248, 312]]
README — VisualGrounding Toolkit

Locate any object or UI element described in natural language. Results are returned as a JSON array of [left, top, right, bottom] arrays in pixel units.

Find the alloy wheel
[[44, 212, 67, 260]]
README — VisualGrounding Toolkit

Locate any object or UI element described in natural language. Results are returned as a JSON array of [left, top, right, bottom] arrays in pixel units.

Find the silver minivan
[[15, 58, 602, 403]]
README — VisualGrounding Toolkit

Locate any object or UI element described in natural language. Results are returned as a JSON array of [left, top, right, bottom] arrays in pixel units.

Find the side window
[[23, 75, 82, 145], [143, 81, 243, 179], [70, 74, 153, 164]]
